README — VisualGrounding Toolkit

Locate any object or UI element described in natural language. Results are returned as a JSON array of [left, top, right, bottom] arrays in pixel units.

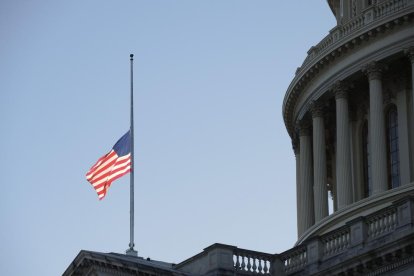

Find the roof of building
[[63, 250, 190, 276]]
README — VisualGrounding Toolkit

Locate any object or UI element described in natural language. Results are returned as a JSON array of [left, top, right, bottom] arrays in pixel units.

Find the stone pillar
[[334, 82, 353, 209], [364, 61, 388, 194], [311, 102, 329, 222], [299, 122, 315, 235], [307, 237, 323, 274], [396, 83, 410, 186], [353, 106, 367, 201], [348, 216, 368, 249], [293, 141, 302, 238], [271, 255, 286, 276], [395, 195, 414, 232], [331, 150, 338, 212], [405, 47, 414, 123], [405, 47, 414, 182], [350, 109, 362, 202]]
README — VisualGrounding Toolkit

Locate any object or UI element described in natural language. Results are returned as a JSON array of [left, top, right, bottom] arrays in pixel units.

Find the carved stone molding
[[310, 100, 325, 118], [363, 61, 387, 81], [283, 9, 413, 139], [333, 81, 350, 100], [298, 121, 311, 137]]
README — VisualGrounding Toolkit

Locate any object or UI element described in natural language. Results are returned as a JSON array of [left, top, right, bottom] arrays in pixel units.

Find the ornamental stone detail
[[310, 101, 325, 118], [363, 61, 387, 81], [299, 121, 311, 137], [333, 81, 349, 100]]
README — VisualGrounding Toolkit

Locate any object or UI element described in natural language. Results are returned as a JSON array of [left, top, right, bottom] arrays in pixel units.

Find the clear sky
[[0, 1, 335, 275]]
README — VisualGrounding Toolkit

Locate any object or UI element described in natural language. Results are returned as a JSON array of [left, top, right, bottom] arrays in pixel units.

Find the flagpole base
[[126, 248, 138, 257]]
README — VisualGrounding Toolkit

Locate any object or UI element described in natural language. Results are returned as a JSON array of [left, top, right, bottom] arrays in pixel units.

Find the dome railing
[[300, 0, 412, 75]]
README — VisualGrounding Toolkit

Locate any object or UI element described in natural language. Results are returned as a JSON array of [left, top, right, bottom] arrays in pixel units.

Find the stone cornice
[[282, 1, 414, 139]]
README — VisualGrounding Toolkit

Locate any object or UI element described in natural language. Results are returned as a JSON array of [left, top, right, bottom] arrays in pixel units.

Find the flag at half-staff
[[86, 130, 131, 200]]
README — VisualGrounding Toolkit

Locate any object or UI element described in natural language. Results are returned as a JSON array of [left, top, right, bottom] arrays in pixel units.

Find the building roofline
[[63, 250, 189, 276]]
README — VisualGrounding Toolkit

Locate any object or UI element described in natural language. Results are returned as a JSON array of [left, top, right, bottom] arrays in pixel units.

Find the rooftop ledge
[[296, 182, 414, 245], [175, 190, 414, 275]]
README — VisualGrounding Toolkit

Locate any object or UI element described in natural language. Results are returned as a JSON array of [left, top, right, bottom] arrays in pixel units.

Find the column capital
[[292, 138, 300, 155], [298, 121, 311, 136], [310, 100, 325, 118], [404, 46, 414, 63], [333, 80, 349, 100], [363, 61, 387, 81]]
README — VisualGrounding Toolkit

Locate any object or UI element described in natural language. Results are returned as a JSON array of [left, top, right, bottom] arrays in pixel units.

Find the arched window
[[386, 105, 400, 189], [362, 121, 372, 197]]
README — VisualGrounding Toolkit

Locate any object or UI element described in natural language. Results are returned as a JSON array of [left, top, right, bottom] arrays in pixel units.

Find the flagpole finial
[[130, 54, 134, 58]]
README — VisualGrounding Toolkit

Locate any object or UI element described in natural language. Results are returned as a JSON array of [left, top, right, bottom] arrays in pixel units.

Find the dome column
[[364, 62, 388, 194], [311, 102, 329, 222], [298, 122, 315, 235], [293, 141, 302, 238], [405, 47, 414, 183], [396, 75, 410, 186], [334, 81, 353, 209], [405, 47, 414, 121]]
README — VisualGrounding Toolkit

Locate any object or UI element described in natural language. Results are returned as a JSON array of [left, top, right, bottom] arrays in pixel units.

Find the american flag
[[86, 131, 131, 200]]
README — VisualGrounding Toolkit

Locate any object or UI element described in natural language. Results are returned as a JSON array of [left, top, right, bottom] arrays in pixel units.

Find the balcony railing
[[175, 195, 414, 275], [366, 205, 397, 239], [320, 226, 350, 257], [280, 245, 307, 274], [233, 248, 273, 275]]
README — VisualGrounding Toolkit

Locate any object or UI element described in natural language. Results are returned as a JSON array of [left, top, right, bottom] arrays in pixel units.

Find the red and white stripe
[[86, 150, 131, 200]]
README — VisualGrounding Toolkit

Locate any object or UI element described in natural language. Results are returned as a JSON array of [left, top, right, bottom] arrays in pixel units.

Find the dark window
[[387, 106, 400, 189], [362, 121, 372, 197]]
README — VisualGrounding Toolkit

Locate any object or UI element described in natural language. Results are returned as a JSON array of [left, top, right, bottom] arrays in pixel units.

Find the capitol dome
[[283, 0, 414, 246]]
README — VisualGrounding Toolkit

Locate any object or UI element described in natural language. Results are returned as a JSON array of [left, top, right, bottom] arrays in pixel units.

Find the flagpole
[[126, 54, 138, 256]]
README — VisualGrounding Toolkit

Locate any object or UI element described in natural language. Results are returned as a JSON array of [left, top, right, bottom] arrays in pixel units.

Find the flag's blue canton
[[113, 130, 131, 157]]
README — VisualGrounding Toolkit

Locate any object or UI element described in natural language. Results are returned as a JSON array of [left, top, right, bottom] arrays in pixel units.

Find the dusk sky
[[1, 1, 335, 275]]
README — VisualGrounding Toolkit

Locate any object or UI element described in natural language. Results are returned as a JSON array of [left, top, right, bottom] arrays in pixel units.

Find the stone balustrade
[[366, 205, 397, 239], [176, 195, 414, 275], [233, 248, 273, 274], [320, 226, 350, 257], [375, 0, 409, 17], [280, 245, 307, 274], [300, 0, 413, 74]]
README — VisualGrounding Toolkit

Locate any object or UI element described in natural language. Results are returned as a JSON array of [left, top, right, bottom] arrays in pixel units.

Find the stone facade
[[64, 1, 414, 275]]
